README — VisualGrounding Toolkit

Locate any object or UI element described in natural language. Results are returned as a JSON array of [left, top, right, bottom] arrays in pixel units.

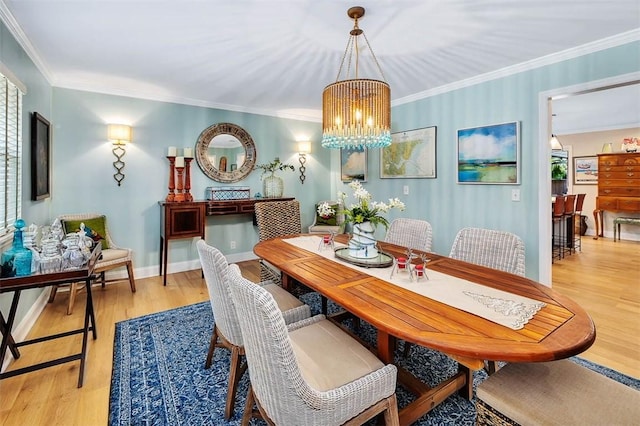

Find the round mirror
[[195, 123, 256, 183]]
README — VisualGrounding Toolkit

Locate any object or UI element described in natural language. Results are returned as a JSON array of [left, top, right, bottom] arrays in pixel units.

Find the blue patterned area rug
[[109, 296, 639, 425]]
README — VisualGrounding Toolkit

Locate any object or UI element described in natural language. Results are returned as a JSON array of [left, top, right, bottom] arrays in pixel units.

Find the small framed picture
[[573, 156, 598, 185], [340, 146, 367, 182], [31, 112, 51, 200], [457, 121, 520, 184]]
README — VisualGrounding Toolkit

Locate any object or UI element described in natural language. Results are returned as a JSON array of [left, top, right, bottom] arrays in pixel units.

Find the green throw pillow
[[315, 203, 338, 226], [62, 216, 109, 249]]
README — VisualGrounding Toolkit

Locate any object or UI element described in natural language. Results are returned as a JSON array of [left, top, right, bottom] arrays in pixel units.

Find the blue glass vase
[[1, 219, 33, 277]]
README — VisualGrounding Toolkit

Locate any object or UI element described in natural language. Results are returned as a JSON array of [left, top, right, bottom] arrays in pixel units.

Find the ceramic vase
[[349, 221, 378, 259], [263, 173, 284, 198]]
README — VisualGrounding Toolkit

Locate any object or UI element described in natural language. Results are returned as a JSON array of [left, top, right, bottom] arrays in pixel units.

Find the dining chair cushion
[[262, 283, 307, 313], [476, 359, 640, 426], [289, 318, 385, 392]]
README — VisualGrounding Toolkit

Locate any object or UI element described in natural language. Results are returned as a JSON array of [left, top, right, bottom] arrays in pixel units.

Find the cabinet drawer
[[618, 198, 640, 211], [599, 153, 640, 166], [599, 187, 640, 197], [596, 197, 618, 210], [599, 164, 640, 173], [599, 171, 640, 179]]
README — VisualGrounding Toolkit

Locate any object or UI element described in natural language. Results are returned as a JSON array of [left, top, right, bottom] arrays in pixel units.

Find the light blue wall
[[50, 88, 329, 274], [364, 41, 640, 282], [1, 18, 53, 322]]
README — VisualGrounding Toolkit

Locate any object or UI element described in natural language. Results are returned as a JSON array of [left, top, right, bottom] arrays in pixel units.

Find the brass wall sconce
[[108, 124, 132, 186], [298, 140, 311, 184]]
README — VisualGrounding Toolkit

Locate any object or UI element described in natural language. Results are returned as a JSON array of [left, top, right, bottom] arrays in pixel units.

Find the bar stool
[[552, 195, 566, 262], [573, 193, 586, 252], [562, 194, 577, 256]]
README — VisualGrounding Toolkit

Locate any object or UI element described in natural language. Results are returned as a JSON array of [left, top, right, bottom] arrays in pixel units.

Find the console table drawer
[[207, 204, 240, 215]]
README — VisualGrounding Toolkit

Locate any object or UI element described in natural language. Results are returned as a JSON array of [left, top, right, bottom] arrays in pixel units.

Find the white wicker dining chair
[[448, 227, 526, 373], [48, 213, 136, 315], [227, 266, 400, 426], [449, 227, 526, 276], [196, 239, 311, 420], [254, 200, 302, 284], [384, 218, 433, 252]]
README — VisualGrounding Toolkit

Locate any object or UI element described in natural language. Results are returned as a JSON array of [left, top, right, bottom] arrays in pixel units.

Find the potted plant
[[322, 180, 405, 258], [255, 157, 294, 197]]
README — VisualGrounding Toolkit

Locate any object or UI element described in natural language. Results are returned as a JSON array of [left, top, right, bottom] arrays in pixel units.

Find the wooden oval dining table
[[253, 234, 596, 425]]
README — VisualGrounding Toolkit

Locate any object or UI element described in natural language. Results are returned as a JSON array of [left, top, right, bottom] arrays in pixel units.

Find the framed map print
[[380, 126, 437, 178]]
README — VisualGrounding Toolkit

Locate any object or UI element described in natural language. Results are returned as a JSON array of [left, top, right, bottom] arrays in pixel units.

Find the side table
[[0, 244, 101, 388]]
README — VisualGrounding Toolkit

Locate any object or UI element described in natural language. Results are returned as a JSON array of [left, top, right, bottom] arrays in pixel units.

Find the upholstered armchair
[[308, 200, 345, 234], [227, 266, 399, 426], [196, 239, 311, 420], [48, 213, 136, 315]]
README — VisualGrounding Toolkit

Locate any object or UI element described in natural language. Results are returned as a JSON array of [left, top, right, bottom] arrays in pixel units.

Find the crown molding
[[0, 0, 53, 84], [393, 29, 640, 106]]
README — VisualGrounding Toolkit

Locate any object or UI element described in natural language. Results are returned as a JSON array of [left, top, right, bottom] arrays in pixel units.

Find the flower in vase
[[326, 180, 405, 230], [255, 157, 295, 179]]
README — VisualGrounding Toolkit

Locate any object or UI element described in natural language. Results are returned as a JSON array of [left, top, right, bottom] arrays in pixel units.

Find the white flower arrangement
[[318, 180, 405, 230]]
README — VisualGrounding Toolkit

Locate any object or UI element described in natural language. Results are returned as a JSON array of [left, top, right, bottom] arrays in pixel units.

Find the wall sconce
[[108, 124, 132, 186], [298, 140, 311, 184], [549, 134, 563, 150]]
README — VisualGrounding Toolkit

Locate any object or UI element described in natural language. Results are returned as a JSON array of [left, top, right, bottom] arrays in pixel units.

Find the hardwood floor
[[0, 237, 637, 425]]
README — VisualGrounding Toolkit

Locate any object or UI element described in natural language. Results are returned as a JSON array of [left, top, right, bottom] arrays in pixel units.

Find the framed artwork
[[573, 156, 598, 185], [457, 121, 520, 184], [340, 146, 367, 182], [31, 112, 51, 200], [380, 126, 437, 178]]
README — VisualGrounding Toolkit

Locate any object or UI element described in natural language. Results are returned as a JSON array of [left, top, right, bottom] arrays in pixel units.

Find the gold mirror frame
[[195, 123, 257, 183]]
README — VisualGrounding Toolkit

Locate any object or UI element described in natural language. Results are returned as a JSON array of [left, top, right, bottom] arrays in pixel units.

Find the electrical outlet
[[511, 189, 520, 202], [230, 241, 236, 249], [403, 185, 409, 195]]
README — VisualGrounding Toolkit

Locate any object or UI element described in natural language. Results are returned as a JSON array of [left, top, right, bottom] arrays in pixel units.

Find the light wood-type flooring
[[0, 236, 638, 425]]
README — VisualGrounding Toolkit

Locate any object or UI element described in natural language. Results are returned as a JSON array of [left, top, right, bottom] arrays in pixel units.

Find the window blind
[[0, 72, 23, 237]]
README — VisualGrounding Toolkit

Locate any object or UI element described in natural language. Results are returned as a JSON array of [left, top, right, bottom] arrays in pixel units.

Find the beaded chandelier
[[322, 6, 391, 149]]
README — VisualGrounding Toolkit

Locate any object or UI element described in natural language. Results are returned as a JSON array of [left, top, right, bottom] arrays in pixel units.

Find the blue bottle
[[1, 219, 33, 277]]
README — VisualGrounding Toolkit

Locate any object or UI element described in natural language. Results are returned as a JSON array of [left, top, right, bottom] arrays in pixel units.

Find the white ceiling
[[1, 0, 639, 125]]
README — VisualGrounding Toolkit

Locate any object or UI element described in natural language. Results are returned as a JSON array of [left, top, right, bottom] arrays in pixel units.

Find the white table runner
[[284, 236, 545, 330]]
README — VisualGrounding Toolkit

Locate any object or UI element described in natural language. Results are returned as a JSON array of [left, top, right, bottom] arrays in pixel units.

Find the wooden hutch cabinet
[[593, 152, 640, 238]]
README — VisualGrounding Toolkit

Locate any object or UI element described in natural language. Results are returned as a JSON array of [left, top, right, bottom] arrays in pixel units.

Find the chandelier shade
[[321, 7, 392, 149]]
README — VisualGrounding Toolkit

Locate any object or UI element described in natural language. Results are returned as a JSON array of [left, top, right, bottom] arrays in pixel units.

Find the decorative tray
[[334, 247, 394, 268]]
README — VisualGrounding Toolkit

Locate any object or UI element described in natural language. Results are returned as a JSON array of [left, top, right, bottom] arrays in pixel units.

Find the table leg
[[457, 363, 473, 400], [593, 209, 603, 239], [376, 330, 396, 364], [0, 311, 21, 360], [0, 291, 21, 368], [78, 275, 97, 388]]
